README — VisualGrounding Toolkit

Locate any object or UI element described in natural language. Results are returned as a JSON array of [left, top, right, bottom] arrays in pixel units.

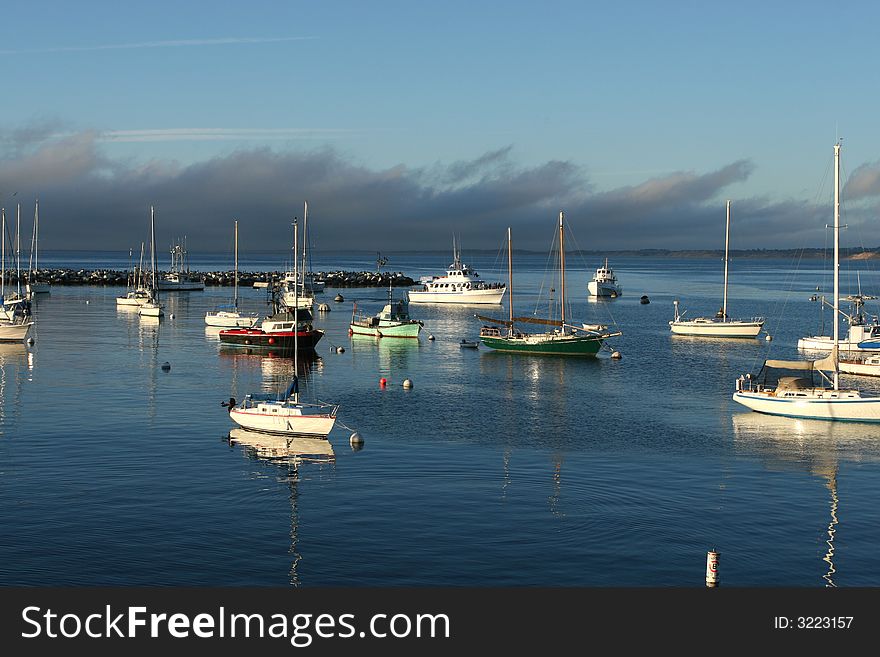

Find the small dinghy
[[460, 339, 479, 349]]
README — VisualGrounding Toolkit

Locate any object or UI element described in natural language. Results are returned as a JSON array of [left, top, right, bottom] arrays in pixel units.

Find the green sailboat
[[477, 211, 620, 356]]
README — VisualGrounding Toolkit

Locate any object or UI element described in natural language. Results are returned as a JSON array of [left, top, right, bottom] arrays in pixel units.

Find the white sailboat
[[116, 242, 152, 306], [26, 200, 50, 296], [669, 200, 765, 337], [229, 215, 338, 437], [138, 206, 165, 318], [205, 220, 259, 327], [0, 207, 33, 342], [733, 142, 880, 422], [281, 201, 315, 310]]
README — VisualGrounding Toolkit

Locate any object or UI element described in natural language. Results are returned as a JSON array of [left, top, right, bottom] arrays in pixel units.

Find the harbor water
[[2, 251, 880, 586]]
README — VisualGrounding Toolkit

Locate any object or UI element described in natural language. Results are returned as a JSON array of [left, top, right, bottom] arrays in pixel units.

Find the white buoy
[[428, 334, 435, 341], [335, 294, 344, 302], [26, 337, 35, 346], [161, 362, 171, 372], [611, 351, 622, 359], [170, 313, 175, 319], [350, 431, 364, 446], [336, 346, 345, 353], [318, 303, 331, 312], [85, 300, 90, 305], [765, 334, 772, 342], [402, 379, 413, 388], [706, 550, 719, 587]]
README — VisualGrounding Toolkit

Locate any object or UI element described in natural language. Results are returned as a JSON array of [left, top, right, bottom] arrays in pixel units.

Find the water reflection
[[228, 428, 335, 586], [731, 412, 880, 586], [349, 333, 420, 373], [0, 343, 30, 428]]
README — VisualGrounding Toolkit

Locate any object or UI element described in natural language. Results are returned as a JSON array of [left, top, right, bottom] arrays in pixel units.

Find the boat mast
[[1, 208, 5, 297], [233, 220, 239, 308], [833, 143, 841, 391], [302, 201, 308, 290], [722, 200, 731, 320], [293, 216, 299, 404], [138, 242, 145, 290], [507, 226, 513, 331], [34, 199, 38, 274], [29, 202, 36, 281], [150, 206, 158, 299], [559, 210, 566, 331], [15, 203, 21, 295]]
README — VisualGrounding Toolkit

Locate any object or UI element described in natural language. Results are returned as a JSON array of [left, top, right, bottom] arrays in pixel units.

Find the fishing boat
[[587, 258, 621, 297], [157, 237, 205, 291], [733, 142, 880, 422], [116, 243, 152, 306], [797, 293, 880, 352], [669, 201, 764, 338], [349, 286, 423, 338], [281, 202, 316, 310], [227, 215, 338, 438], [138, 206, 165, 318], [407, 237, 506, 305], [205, 220, 260, 328], [219, 217, 323, 351], [478, 215, 620, 356], [25, 200, 49, 296]]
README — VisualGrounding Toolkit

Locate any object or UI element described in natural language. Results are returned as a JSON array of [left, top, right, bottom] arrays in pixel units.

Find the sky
[[2, 0, 880, 254]]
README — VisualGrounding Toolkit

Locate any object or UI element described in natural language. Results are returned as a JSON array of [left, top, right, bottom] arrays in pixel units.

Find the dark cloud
[[844, 162, 880, 200], [0, 127, 875, 254]]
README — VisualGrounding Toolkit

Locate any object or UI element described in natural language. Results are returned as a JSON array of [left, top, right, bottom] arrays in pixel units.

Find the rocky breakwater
[[7, 268, 416, 288]]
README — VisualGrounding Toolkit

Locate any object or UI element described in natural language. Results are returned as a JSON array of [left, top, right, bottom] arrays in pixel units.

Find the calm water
[[3, 251, 880, 586]]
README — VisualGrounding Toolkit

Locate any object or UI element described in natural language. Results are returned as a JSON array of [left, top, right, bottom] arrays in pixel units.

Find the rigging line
[[533, 222, 559, 318]]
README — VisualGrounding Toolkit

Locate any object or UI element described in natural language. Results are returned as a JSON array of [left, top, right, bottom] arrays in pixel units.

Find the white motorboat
[[228, 215, 338, 437], [797, 293, 880, 352], [407, 238, 506, 304], [733, 142, 880, 422], [670, 200, 764, 338], [205, 220, 259, 327], [587, 258, 621, 297]]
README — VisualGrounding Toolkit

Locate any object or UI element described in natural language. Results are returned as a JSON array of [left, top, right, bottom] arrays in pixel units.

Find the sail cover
[[765, 346, 837, 372]]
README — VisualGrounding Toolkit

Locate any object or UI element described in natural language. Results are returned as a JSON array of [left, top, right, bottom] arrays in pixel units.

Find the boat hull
[[480, 333, 604, 356], [205, 311, 260, 328], [0, 321, 33, 342], [230, 406, 337, 437], [733, 390, 880, 422], [219, 328, 324, 351], [349, 321, 421, 338], [26, 283, 50, 295], [158, 279, 205, 291], [587, 281, 621, 297], [407, 288, 506, 304], [670, 319, 763, 338]]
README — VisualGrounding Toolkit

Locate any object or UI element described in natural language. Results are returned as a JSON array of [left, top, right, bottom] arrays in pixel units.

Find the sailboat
[[669, 201, 765, 337], [205, 220, 259, 327], [733, 142, 880, 422], [228, 216, 338, 437], [477, 212, 620, 356], [0, 207, 34, 342], [138, 206, 165, 318], [116, 242, 152, 306], [26, 200, 50, 296], [281, 201, 315, 310]]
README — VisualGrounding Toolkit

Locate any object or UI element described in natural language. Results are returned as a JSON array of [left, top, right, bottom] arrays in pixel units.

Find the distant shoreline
[[35, 247, 880, 259]]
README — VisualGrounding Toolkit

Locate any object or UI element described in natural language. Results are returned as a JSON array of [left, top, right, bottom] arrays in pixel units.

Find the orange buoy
[[268, 337, 275, 345], [380, 377, 387, 387]]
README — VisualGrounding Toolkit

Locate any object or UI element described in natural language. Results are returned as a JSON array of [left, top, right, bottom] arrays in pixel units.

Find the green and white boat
[[349, 292, 423, 338], [478, 213, 620, 356]]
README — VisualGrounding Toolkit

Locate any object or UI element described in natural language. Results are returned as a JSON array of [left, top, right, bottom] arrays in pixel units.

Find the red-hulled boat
[[219, 309, 324, 351]]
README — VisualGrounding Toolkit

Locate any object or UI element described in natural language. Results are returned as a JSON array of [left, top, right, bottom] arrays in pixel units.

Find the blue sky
[[2, 0, 880, 252]]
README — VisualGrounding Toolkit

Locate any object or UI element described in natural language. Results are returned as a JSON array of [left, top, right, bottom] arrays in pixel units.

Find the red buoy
[[268, 337, 275, 345], [380, 377, 387, 387]]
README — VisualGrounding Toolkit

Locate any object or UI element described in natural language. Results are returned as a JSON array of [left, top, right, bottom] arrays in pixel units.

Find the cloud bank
[[0, 126, 873, 254]]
